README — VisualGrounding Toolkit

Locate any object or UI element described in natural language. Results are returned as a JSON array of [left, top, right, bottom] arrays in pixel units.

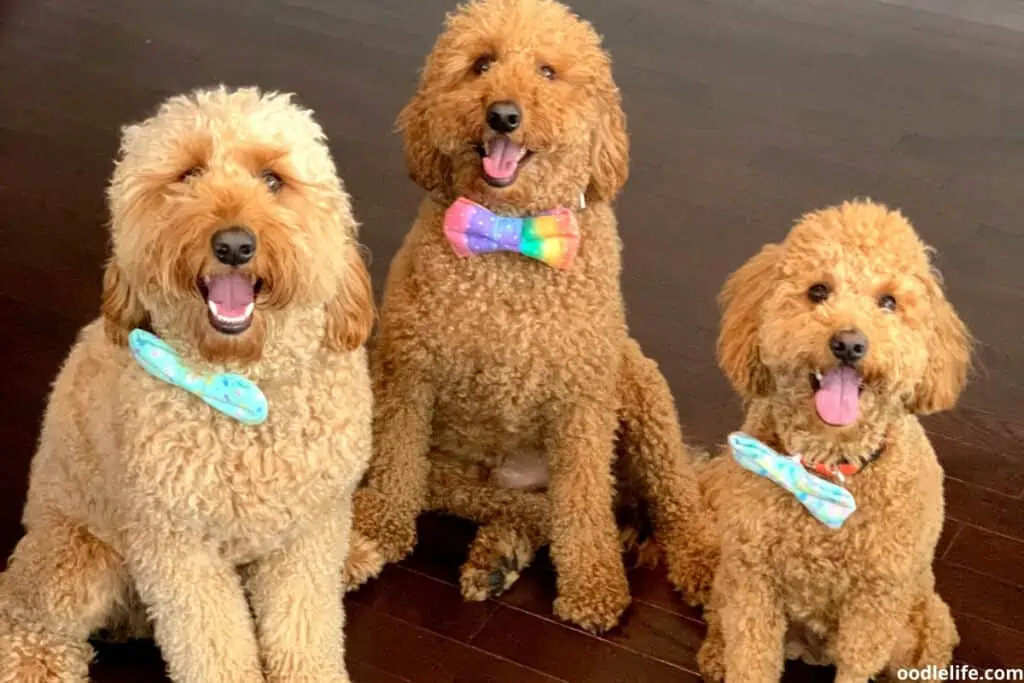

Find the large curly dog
[[345, 0, 715, 634], [697, 200, 972, 682], [0, 86, 374, 683]]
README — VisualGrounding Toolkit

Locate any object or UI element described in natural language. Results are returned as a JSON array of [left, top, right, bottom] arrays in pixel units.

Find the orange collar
[[798, 446, 885, 483], [764, 433, 885, 484]]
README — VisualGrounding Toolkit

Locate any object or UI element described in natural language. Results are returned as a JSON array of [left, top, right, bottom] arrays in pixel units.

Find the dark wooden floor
[[1, 0, 1023, 680]]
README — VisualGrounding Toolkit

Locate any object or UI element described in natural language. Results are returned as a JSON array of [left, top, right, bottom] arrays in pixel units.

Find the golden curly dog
[[696, 200, 972, 682], [344, 0, 715, 634], [0, 86, 374, 683]]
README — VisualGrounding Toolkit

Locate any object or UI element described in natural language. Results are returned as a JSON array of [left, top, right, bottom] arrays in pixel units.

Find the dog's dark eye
[[878, 294, 897, 311], [539, 64, 556, 80], [807, 283, 830, 304], [178, 166, 203, 182], [260, 170, 284, 193], [471, 55, 494, 75]]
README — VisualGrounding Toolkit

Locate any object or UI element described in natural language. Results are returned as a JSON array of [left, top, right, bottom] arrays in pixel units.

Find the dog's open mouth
[[198, 273, 262, 335], [809, 367, 865, 427], [477, 136, 533, 187]]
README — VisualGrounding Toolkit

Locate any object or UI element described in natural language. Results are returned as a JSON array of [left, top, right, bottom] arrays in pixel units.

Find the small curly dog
[[0, 86, 374, 683], [696, 200, 972, 682], [344, 0, 715, 634]]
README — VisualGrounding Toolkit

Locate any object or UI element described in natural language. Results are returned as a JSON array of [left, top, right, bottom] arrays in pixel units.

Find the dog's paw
[[343, 531, 386, 592], [696, 637, 726, 683], [460, 554, 521, 602], [656, 519, 719, 607], [552, 570, 630, 634], [665, 545, 718, 607]]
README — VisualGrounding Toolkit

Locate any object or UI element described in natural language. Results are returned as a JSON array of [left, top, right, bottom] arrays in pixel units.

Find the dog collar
[[800, 445, 884, 484], [128, 328, 268, 425]]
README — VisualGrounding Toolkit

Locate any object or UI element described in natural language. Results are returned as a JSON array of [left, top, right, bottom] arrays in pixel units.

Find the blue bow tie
[[728, 432, 857, 529], [128, 329, 268, 425]]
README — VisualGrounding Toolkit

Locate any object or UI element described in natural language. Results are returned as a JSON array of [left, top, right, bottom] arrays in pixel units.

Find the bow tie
[[128, 329, 268, 425], [443, 197, 580, 270], [728, 432, 857, 529]]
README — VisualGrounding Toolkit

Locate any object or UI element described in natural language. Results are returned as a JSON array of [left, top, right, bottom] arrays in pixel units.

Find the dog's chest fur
[[119, 357, 369, 559], [31, 321, 372, 564], [384, 198, 626, 461]]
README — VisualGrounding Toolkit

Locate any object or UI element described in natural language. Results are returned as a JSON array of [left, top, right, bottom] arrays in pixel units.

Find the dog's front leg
[[247, 503, 350, 683], [547, 399, 630, 634], [832, 582, 909, 683], [127, 538, 263, 683], [617, 339, 718, 605], [720, 566, 785, 683], [347, 369, 434, 589]]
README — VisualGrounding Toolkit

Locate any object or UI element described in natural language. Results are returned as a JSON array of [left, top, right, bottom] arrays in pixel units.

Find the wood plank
[[471, 606, 701, 683], [929, 432, 1024, 497], [349, 661, 416, 683], [944, 477, 1024, 541], [935, 561, 1024, 632], [348, 564, 499, 642], [936, 520, 962, 559], [627, 565, 705, 622], [396, 514, 478, 586], [951, 613, 1024, 671], [346, 604, 564, 683], [944, 525, 1024, 588]]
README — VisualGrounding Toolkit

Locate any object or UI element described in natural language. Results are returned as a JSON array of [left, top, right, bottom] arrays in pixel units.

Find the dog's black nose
[[211, 226, 256, 266], [487, 101, 521, 133], [830, 329, 869, 363]]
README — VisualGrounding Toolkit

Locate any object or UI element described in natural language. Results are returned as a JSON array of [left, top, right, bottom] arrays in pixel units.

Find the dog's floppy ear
[[396, 89, 447, 192], [101, 259, 147, 346], [907, 272, 972, 414], [587, 78, 629, 203], [324, 244, 375, 352], [716, 244, 781, 398]]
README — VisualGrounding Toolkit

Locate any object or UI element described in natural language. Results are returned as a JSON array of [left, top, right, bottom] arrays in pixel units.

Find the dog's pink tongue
[[482, 137, 523, 180], [814, 366, 861, 426], [207, 273, 254, 317]]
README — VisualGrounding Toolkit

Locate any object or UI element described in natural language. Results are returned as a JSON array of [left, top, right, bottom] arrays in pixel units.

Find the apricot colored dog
[[345, 0, 714, 633], [698, 200, 971, 682], [0, 87, 374, 683]]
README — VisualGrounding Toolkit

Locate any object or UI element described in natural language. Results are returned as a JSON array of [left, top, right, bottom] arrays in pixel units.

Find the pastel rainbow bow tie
[[128, 329, 268, 425], [728, 432, 857, 529], [443, 197, 580, 270]]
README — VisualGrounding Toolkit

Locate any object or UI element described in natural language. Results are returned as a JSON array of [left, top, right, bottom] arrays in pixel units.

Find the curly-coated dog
[[696, 200, 972, 682], [344, 0, 715, 633], [0, 86, 374, 683]]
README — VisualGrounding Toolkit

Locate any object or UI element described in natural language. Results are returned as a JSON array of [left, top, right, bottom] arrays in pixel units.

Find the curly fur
[[697, 199, 972, 682], [344, 0, 715, 633], [0, 86, 374, 683]]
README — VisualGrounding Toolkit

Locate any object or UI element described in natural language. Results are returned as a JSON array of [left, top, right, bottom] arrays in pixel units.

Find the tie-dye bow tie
[[443, 197, 580, 270], [728, 432, 857, 529], [128, 329, 268, 425]]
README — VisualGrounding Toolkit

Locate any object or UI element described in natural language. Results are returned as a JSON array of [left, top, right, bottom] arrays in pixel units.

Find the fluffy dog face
[[397, 0, 628, 211], [717, 200, 972, 435], [103, 86, 373, 363]]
